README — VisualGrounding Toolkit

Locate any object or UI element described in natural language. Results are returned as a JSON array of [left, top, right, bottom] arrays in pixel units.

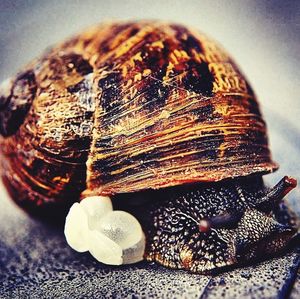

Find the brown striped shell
[[0, 21, 277, 211]]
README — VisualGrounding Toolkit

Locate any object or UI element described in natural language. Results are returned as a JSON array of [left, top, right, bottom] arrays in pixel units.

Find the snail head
[[137, 176, 298, 273], [196, 176, 298, 271]]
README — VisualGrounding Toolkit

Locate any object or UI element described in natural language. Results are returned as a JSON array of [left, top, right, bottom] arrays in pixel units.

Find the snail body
[[0, 21, 297, 273]]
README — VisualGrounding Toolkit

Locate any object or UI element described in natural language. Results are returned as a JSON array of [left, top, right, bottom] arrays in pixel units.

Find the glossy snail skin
[[0, 21, 297, 273], [115, 176, 297, 273]]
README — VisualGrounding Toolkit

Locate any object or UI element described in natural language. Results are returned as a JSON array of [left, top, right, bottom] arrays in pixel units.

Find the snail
[[0, 21, 298, 274]]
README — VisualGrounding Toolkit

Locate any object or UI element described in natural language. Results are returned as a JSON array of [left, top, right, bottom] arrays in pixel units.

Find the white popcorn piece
[[122, 233, 146, 264], [64, 196, 146, 265], [97, 210, 144, 249], [88, 229, 123, 265], [64, 203, 89, 252], [80, 196, 113, 230], [97, 210, 146, 264]]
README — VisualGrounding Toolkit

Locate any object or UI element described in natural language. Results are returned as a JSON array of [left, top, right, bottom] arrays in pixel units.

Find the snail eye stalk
[[256, 176, 297, 211], [199, 176, 297, 233]]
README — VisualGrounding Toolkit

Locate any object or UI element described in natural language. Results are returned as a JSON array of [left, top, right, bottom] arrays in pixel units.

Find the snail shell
[[0, 21, 277, 212]]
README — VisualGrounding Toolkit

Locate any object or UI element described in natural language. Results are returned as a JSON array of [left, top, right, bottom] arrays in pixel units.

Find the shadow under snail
[[0, 21, 298, 274]]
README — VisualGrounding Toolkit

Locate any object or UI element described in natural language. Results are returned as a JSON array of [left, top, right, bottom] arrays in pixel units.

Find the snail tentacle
[[256, 176, 297, 211]]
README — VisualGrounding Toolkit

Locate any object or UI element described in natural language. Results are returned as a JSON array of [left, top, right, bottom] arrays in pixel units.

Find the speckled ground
[[290, 271, 300, 299]]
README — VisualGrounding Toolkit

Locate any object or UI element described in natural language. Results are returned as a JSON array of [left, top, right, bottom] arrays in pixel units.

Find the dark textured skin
[[114, 177, 297, 273], [0, 21, 297, 273]]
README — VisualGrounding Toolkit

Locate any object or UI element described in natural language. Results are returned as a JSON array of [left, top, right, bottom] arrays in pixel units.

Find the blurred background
[[0, 0, 299, 204]]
